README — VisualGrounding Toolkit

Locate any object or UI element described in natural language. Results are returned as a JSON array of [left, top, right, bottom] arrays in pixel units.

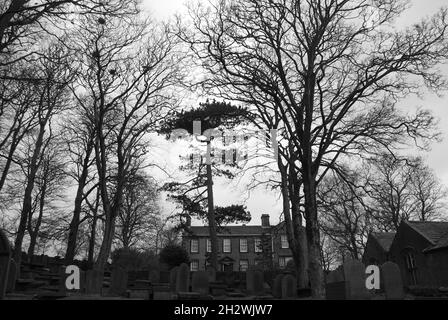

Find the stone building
[[181, 214, 296, 271]]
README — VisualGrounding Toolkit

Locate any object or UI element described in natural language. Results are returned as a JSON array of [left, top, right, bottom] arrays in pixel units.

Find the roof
[[186, 225, 271, 236], [371, 232, 396, 252], [405, 221, 448, 252]]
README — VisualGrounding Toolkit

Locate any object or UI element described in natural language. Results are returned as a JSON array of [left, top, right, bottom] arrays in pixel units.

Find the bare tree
[[181, 0, 448, 297], [68, 7, 187, 285], [12, 43, 73, 268], [115, 172, 160, 249]]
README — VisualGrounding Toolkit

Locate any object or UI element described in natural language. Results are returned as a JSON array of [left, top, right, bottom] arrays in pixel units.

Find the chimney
[[185, 215, 191, 227], [261, 214, 270, 228]]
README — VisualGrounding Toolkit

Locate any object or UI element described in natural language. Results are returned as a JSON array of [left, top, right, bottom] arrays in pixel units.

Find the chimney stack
[[261, 214, 270, 227], [185, 215, 191, 227]]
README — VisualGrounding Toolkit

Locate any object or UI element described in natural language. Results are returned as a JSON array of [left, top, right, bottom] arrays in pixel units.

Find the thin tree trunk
[[65, 139, 94, 263], [206, 141, 219, 270]]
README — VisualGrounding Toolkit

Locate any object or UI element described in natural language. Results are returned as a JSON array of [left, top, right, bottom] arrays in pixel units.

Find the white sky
[[143, 0, 448, 226]]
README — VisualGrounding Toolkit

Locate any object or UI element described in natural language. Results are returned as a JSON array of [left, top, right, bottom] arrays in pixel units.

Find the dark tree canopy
[[159, 244, 190, 269]]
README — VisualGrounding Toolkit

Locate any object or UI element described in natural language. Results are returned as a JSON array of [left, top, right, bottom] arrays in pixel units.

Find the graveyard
[[2, 232, 448, 300]]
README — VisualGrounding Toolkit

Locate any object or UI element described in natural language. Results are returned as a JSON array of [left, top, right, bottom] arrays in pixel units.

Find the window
[[240, 239, 248, 252], [239, 260, 249, 271], [279, 257, 286, 269], [190, 239, 199, 253], [281, 235, 289, 248], [254, 238, 262, 253], [190, 260, 199, 271], [206, 239, 212, 253], [404, 250, 418, 285], [279, 257, 293, 269], [223, 239, 231, 253]]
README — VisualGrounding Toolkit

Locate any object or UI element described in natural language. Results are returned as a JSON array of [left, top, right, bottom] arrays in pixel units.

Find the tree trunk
[[303, 169, 325, 299], [206, 142, 219, 270], [65, 140, 93, 263], [13, 119, 47, 270], [27, 178, 46, 261]]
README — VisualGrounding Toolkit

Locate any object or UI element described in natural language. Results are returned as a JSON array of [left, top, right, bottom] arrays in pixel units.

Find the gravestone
[[85, 269, 103, 295], [224, 271, 236, 287], [326, 266, 344, 283], [381, 262, 405, 300], [110, 267, 128, 296], [169, 266, 179, 292], [281, 274, 297, 299], [6, 259, 17, 293], [176, 263, 190, 292], [192, 271, 209, 295], [149, 269, 160, 283], [206, 266, 216, 282], [246, 267, 264, 295], [272, 274, 284, 298], [343, 260, 370, 300], [0, 230, 11, 299]]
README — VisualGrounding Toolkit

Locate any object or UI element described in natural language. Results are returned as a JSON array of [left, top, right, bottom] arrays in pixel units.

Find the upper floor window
[[281, 235, 289, 248], [223, 239, 231, 253], [190, 260, 199, 271], [254, 238, 262, 253], [240, 238, 248, 252], [190, 239, 199, 253], [206, 239, 212, 253]]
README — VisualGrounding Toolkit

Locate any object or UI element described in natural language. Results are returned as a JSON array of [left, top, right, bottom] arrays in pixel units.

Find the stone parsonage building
[[182, 214, 294, 272]]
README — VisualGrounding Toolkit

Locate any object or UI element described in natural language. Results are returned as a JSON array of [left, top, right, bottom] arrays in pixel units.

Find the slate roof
[[371, 232, 396, 252], [186, 225, 270, 236], [405, 221, 448, 252]]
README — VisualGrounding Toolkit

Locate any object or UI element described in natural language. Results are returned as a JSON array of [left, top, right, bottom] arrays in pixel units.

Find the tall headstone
[[0, 230, 11, 299], [272, 274, 284, 298], [149, 269, 160, 283], [281, 274, 297, 299], [381, 262, 405, 300], [343, 260, 370, 300], [206, 266, 216, 282], [170, 266, 179, 292], [6, 259, 17, 293], [192, 271, 209, 295], [176, 263, 190, 293], [85, 269, 103, 295], [110, 267, 128, 296], [246, 267, 264, 295]]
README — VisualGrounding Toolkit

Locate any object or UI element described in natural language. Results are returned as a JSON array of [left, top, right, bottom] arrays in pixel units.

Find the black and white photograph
[[1, 0, 448, 312]]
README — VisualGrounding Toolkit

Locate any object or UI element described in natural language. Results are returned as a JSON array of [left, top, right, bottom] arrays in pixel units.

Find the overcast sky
[[143, 0, 448, 226]]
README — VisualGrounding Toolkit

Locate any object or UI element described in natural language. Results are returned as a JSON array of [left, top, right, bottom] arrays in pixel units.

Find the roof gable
[[371, 232, 396, 252]]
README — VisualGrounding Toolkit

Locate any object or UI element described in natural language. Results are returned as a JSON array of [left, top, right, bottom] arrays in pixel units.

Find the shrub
[[159, 244, 189, 269]]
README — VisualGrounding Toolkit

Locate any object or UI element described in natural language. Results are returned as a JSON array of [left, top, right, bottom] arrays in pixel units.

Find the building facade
[[363, 220, 448, 287], [182, 214, 295, 272]]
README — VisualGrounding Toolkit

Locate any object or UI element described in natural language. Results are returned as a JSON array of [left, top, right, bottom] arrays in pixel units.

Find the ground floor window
[[239, 260, 249, 271], [190, 260, 199, 271]]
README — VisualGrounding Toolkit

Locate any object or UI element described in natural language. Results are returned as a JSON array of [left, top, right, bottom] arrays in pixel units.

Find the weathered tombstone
[[0, 230, 11, 299], [381, 262, 405, 300], [325, 266, 346, 300], [281, 274, 297, 299], [176, 263, 190, 292], [224, 271, 236, 287], [326, 266, 344, 283], [6, 259, 17, 293], [149, 269, 160, 283], [169, 266, 179, 292], [272, 274, 284, 298], [343, 260, 370, 300], [206, 266, 216, 282], [192, 271, 209, 295], [246, 267, 264, 295], [110, 267, 128, 296], [85, 269, 103, 295]]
